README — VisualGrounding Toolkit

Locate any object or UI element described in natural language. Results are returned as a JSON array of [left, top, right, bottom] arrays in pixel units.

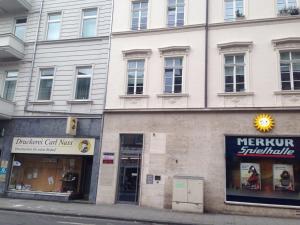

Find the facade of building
[[97, 0, 300, 217], [0, 0, 111, 202]]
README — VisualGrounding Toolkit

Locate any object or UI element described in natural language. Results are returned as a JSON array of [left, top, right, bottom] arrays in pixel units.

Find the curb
[[0, 207, 207, 225]]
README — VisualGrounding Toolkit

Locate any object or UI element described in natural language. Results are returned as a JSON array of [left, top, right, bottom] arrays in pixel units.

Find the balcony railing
[[0, 34, 25, 61], [0, 97, 15, 119], [0, 0, 31, 14]]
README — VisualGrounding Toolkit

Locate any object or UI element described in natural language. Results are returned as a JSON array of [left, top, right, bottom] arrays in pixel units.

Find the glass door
[[117, 134, 143, 203]]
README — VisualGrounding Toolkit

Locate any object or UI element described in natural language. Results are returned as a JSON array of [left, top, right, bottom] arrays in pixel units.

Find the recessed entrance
[[117, 134, 143, 203]]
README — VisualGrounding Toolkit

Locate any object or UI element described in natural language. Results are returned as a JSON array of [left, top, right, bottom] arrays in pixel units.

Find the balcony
[[0, 34, 25, 61], [0, 0, 31, 14], [0, 97, 15, 119]]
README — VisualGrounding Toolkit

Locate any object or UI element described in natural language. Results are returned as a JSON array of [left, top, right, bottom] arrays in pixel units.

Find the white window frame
[[224, 0, 245, 21], [81, 8, 98, 38], [74, 66, 93, 100], [279, 51, 300, 91], [37, 68, 55, 101], [163, 57, 184, 94], [131, 0, 148, 30], [2, 71, 18, 101], [167, 0, 185, 27], [126, 59, 145, 95], [277, 0, 298, 11], [224, 54, 246, 93], [14, 17, 27, 41], [46, 12, 62, 40]]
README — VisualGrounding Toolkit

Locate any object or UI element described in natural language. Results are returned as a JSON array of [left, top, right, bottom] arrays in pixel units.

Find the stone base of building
[[96, 111, 300, 218]]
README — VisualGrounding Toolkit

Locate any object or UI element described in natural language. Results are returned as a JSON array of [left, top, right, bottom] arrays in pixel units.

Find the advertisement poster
[[273, 164, 295, 191], [240, 163, 261, 190]]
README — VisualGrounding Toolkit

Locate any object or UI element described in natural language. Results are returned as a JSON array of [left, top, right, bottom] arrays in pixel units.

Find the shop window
[[9, 155, 83, 193], [226, 136, 300, 206]]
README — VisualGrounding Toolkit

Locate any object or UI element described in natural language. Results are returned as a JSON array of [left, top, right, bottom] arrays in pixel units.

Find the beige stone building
[[97, 0, 300, 217]]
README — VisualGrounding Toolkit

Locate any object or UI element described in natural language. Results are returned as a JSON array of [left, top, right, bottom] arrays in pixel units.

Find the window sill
[[274, 90, 300, 95], [67, 100, 93, 104], [157, 93, 189, 98], [29, 101, 54, 105], [119, 95, 149, 99], [218, 92, 254, 97]]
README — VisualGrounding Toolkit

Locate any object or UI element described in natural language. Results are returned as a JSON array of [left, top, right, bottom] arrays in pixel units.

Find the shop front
[[8, 137, 95, 200], [226, 136, 300, 207]]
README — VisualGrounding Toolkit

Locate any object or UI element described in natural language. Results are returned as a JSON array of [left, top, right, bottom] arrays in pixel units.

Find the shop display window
[[226, 136, 300, 207], [9, 154, 82, 193]]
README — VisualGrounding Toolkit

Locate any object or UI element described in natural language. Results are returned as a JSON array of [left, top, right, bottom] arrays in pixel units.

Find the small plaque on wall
[[103, 152, 115, 164], [146, 174, 154, 184]]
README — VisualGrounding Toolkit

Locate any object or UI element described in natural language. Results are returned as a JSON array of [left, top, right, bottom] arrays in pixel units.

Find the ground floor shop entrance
[[117, 134, 143, 203]]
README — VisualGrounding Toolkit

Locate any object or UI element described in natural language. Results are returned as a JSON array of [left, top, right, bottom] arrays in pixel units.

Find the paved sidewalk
[[0, 198, 299, 225]]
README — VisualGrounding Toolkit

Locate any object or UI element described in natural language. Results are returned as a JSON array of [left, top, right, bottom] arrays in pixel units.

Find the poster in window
[[240, 163, 261, 191], [273, 164, 294, 192]]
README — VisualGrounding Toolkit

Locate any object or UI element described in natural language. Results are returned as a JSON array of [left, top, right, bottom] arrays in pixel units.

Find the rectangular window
[[131, 1, 148, 30], [167, 0, 185, 27], [280, 52, 300, 91], [81, 8, 97, 37], [75, 66, 92, 99], [127, 60, 145, 95], [277, 0, 297, 11], [164, 57, 183, 94], [38, 68, 54, 100], [46, 13, 61, 40], [224, 54, 245, 92], [14, 18, 27, 40], [224, 0, 244, 21], [2, 71, 18, 101], [226, 136, 300, 207]]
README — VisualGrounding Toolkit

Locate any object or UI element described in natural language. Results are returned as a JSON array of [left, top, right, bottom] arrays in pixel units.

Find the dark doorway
[[117, 134, 143, 203]]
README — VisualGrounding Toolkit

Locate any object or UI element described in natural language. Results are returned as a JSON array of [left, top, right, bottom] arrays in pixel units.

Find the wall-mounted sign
[[254, 114, 275, 133], [11, 137, 95, 155], [226, 136, 299, 159], [66, 117, 78, 136], [103, 152, 114, 164], [146, 174, 154, 184]]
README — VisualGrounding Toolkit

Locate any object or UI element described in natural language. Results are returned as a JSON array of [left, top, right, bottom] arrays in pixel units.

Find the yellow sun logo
[[254, 114, 275, 133]]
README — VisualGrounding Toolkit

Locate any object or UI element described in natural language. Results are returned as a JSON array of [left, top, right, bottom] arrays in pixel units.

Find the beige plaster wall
[[97, 111, 300, 218]]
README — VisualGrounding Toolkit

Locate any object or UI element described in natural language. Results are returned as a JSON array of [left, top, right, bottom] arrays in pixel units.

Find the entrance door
[[117, 134, 143, 203]]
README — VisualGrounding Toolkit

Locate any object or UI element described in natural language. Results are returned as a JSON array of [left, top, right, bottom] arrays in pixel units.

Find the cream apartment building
[[97, 0, 300, 217], [0, 0, 111, 202]]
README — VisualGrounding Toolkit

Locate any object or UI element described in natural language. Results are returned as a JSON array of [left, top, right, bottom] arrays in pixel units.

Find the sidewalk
[[0, 198, 299, 225]]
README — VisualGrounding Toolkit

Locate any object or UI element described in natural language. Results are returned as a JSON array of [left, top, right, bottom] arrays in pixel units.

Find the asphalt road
[[0, 210, 166, 225]]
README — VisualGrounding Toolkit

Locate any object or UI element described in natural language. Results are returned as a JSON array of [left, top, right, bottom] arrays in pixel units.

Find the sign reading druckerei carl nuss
[[11, 137, 95, 156]]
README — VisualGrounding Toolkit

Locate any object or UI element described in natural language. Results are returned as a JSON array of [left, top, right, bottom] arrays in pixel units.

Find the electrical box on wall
[[66, 117, 78, 136], [172, 176, 204, 213]]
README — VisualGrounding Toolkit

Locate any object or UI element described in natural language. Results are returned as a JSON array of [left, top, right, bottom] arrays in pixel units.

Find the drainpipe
[[24, 0, 44, 112], [204, 0, 209, 108]]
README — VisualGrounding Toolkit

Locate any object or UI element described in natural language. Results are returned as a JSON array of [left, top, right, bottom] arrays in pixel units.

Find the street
[[0, 210, 166, 225]]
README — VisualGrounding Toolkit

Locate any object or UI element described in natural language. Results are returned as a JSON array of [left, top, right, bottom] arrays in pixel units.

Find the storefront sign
[[0, 160, 8, 182], [226, 136, 300, 159], [226, 136, 300, 207], [102, 152, 114, 164], [11, 137, 95, 155]]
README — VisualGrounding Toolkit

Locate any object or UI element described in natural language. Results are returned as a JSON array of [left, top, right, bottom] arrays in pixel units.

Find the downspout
[[24, 0, 44, 112], [92, 0, 115, 203], [204, 0, 209, 108]]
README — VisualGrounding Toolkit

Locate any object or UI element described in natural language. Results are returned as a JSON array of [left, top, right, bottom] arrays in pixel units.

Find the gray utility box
[[172, 176, 204, 213]]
